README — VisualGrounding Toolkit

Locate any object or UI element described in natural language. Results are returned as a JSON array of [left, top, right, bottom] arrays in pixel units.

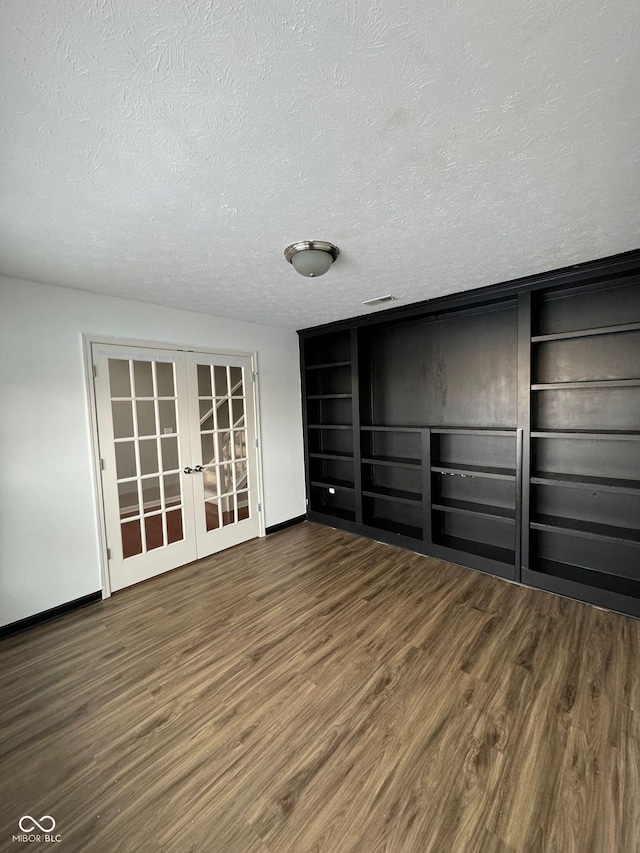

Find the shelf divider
[[365, 517, 423, 540], [310, 478, 355, 492], [531, 430, 640, 441], [431, 462, 516, 481], [352, 328, 363, 527], [307, 424, 353, 430], [531, 379, 640, 390], [531, 513, 640, 547], [362, 486, 422, 505], [309, 451, 354, 461], [305, 360, 351, 370], [361, 455, 421, 468], [422, 428, 432, 547], [432, 498, 515, 523], [531, 471, 640, 495], [430, 427, 516, 436], [361, 425, 422, 433], [433, 534, 515, 566], [531, 321, 640, 343], [309, 506, 356, 523]]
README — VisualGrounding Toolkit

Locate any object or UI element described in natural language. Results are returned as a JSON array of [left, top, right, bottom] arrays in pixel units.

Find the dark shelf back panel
[[310, 457, 354, 486], [531, 558, 640, 601], [533, 387, 640, 431], [307, 397, 353, 426], [361, 429, 421, 460], [532, 484, 640, 531], [305, 363, 352, 396], [305, 330, 351, 366], [532, 436, 640, 483], [434, 511, 516, 552], [532, 530, 640, 582], [363, 462, 421, 495], [434, 472, 515, 510], [434, 535, 515, 567], [535, 277, 640, 337], [308, 429, 354, 456], [431, 462, 515, 480], [310, 484, 355, 517], [432, 498, 515, 522], [367, 302, 518, 428], [363, 496, 423, 536], [533, 331, 640, 384], [433, 433, 516, 470]]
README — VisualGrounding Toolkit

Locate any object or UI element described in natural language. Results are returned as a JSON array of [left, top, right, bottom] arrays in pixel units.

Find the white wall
[[0, 277, 306, 627]]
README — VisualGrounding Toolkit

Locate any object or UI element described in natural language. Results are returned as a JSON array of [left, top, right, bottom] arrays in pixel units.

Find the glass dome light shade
[[284, 241, 340, 277], [290, 248, 334, 277]]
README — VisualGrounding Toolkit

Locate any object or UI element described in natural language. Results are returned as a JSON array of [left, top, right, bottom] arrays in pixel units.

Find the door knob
[[194, 465, 205, 472], [184, 467, 194, 474]]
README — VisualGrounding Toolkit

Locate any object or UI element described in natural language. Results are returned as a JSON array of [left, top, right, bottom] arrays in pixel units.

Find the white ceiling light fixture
[[284, 241, 340, 277]]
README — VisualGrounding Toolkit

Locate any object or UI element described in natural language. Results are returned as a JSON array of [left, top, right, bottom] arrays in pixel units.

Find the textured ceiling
[[1, 0, 639, 330]]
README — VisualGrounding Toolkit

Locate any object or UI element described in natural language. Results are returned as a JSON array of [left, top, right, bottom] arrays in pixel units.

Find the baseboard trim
[[0, 591, 102, 640], [265, 514, 307, 535]]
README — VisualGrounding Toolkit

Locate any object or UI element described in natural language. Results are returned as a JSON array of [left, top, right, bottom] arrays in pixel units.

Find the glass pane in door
[[196, 363, 252, 531], [107, 357, 186, 559]]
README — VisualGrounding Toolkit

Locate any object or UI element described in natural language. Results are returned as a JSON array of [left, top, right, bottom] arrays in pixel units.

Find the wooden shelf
[[365, 516, 423, 540], [361, 425, 422, 433], [531, 379, 640, 390], [531, 321, 640, 343], [309, 451, 354, 461], [431, 427, 516, 436], [307, 424, 353, 430], [531, 430, 640, 441], [310, 506, 356, 523], [432, 498, 515, 523], [310, 478, 355, 492], [531, 471, 640, 495], [434, 534, 515, 566], [362, 425, 516, 435], [530, 557, 640, 594], [431, 462, 516, 481], [362, 486, 422, 505], [306, 360, 351, 370], [531, 514, 640, 547], [307, 394, 352, 399], [361, 455, 421, 469]]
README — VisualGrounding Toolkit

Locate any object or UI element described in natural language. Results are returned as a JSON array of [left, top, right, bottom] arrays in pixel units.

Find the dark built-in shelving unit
[[304, 330, 357, 522], [299, 250, 640, 618], [429, 427, 520, 578], [522, 274, 640, 615]]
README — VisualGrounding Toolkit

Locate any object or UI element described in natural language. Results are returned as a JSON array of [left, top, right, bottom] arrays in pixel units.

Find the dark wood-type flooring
[[1, 522, 639, 852]]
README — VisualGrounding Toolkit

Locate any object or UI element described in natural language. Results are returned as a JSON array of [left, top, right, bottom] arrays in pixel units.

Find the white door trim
[[83, 333, 266, 600]]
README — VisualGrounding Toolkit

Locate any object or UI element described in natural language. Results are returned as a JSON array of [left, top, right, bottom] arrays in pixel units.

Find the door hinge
[[254, 439, 258, 448], [100, 458, 105, 470], [252, 372, 257, 382], [106, 547, 111, 560], [93, 364, 97, 378], [257, 503, 261, 512]]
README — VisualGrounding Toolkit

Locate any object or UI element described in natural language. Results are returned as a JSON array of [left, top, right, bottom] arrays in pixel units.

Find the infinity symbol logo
[[19, 815, 56, 832]]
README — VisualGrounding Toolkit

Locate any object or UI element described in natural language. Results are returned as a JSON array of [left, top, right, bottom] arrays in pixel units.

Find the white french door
[[187, 352, 261, 556], [92, 343, 261, 592]]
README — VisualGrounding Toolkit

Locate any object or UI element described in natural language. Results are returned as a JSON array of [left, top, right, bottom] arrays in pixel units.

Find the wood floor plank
[[1, 521, 639, 852]]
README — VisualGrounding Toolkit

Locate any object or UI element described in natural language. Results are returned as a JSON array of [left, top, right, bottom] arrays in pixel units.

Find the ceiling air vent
[[362, 295, 397, 307]]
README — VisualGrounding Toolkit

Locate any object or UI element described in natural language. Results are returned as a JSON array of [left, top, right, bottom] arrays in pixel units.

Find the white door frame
[[83, 334, 266, 599]]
